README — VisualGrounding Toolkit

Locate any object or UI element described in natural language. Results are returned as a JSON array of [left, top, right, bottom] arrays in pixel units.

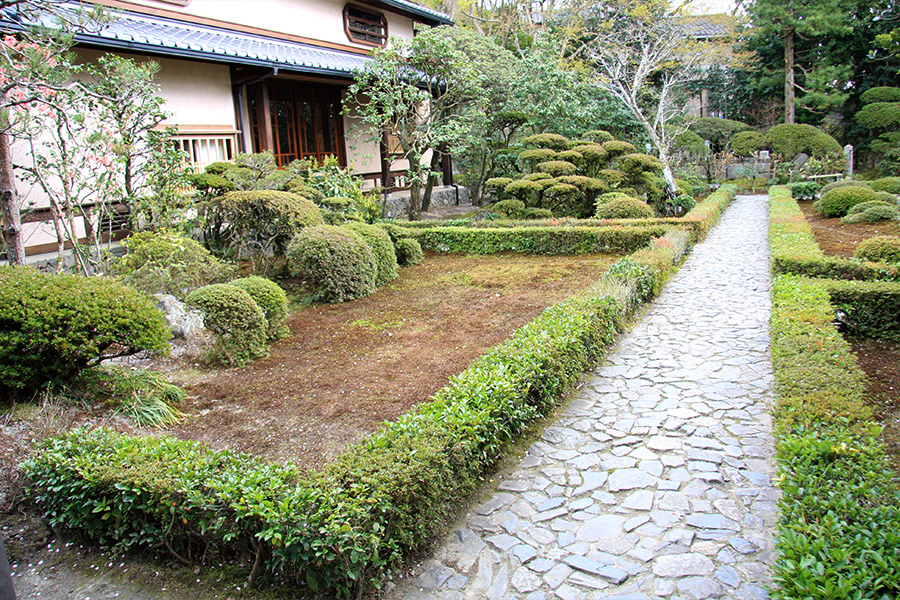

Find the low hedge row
[[769, 185, 900, 281], [769, 184, 900, 598], [768, 275, 900, 599], [25, 187, 737, 598], [828, 279, 900, 340], [418, 225, 667, 255]]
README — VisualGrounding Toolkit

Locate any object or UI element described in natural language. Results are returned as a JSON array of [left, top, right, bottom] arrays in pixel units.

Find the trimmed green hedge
[[25, 187, 737, 598], [769, 186, 900, 282], [828, 279, 900, 340], [768, 185, 900, 599]]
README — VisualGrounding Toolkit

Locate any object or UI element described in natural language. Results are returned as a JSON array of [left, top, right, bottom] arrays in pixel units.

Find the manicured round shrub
[[522, 207, 553, 219], [228, 276, 289, 341], [287, 225, 377, 303], [536, 160, 578, 177], [820, 179, 872, 195], [602, 140, 637, 158], [208, 190, 324, 255], [688, 117, 750, 152], [394, 238, 424, 266], [595, 191, 631, 206], [855, 102, 900, 130], [557, 150, 583, 163], [598, 169, 626, 187], [583, 129, 614, 143], [521, 133, 569, 150], [595, 197, 655, 219], [344, 221, 399, 286], [854, 236, 900, 264], [840, 204, 899, 224], [485, 177, 514, 196], [618, 154, 663, 178], [556, 175, 609, 194], [861, 87, 900, 105], [0, 268, 171, 394], [570, 144, 609, 165], [766, 123, 842, 160], [813, 186, 880, 218], [505, 179, 544, 202], [522, 172, 553, 181], [875, 191, 899, 204], [490, 199, 526, 218], [847, 200, 897, 215], [871, 177, 900, 195], [730, 130, 767, 157], [518, 148, 558, 163], [117, 230, 231, 300], [186, 284, 268, 365], [673, 130, 706, 155], [320, 196, 355, 212]]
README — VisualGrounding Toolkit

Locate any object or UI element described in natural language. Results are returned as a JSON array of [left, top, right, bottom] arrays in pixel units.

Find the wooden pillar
[[256, 83, 274, 152]]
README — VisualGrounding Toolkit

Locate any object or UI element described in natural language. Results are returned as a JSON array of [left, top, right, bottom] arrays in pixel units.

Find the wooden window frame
[[344, 4, 388, 47]]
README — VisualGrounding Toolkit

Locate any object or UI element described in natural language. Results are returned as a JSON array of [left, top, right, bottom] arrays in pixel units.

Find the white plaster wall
[[119, 0, 417, 47], [76, 49, 236, 129], [342, 95, 381, 175]]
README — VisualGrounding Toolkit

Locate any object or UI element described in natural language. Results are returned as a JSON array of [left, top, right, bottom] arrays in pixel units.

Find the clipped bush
[[583, 129, 614, 143], [688, 117, 750, 152], [522, 172, 553, 181], [504, 179, 544, 203], [521, 133, 569, 150], [820, 179, 871, 195], [672, 130, 706, 155], [861, 86, 900, 104], [813, 185, 880, 217], [595, 191, 631, 206], [841, 204, 899, 224], [375, 223, 420, 243], [394, 238, 424, 266], [730, 130, 767, 157], [597, 169, 626, 187], [518, 148, 558, 164], [117, 230, 231, 300], [206, 190, 324, 256], [767, 123, 842, 160], [321, 196, 355, 212], [229, 276, 289, 341], [557, 150, 583, 163], [536, 160, 578, 177], [871, 177, 900, 195], [855, 102, 900, 130], [344, 221, 399, 286], [787, 181, 819, 201], [287, 225, 377, 303], [602, 140, 637, 158], [522, 208, 553, 219], [490, 199, 526, 218], [595, 197, 655, 219], [186, 284, 268, 365], [854, 236, 900, 264], [0, 268, 170, 394]]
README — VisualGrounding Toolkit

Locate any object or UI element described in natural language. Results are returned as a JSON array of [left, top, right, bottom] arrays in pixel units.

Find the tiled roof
[[681, 15, 733, 39], [376, 0, 453, 25]]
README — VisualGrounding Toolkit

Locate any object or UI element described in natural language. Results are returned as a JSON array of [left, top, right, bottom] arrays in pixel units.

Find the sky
[[687, 0, 740, 15]]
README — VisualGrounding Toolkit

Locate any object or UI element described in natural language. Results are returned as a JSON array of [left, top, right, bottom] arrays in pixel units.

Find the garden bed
[[162, 252, 617, 470], [848, 336, 900, 471], [796, 199, 900, 257]]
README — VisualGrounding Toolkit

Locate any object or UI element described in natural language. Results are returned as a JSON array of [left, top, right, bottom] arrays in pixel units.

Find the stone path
[[390, 194, 778, 600]]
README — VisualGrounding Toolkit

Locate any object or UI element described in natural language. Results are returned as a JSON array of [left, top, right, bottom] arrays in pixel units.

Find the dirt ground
[[796, 199, 900, 257], [162, 252, 617, 471]]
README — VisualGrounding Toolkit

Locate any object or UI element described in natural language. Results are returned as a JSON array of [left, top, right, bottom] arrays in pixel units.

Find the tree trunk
[[421, 150, 442, 214], [0, 131, 25, 265], [784, 27, 796, 125]]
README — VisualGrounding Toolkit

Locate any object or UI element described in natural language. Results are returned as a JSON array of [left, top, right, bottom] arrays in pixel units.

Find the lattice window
[[173, 134, 236, 173], [344, 5, 387, 47]]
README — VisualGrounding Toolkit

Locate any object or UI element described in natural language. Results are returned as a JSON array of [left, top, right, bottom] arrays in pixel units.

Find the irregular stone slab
[[608, 468, 657, 491], [576, 515, 626, 542], [652, 553, 716, 577]]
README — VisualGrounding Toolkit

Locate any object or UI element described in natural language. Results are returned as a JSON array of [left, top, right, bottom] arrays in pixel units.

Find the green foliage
[[861, 87, 900, 105], [206, 190, 324, 258], [186, 284, 268, 365], [419, 225, 666, 255], [855, 102, 900, 130], [522, 208, 553, 219], [521, 133, 569, 150], [0, 268, 170, 395], [518, 148, 557, 164], [787, 182, 820, 201], [394, 238, 423, 266], [828, 280, 900, 339], [840, 203, 899, 224], [595, 197, 655, 219], [688, 117, 750, 152], [767, 124, 843, 160], [583, 129, 614, 143], [730, 130, 767, 157], [228, 277, 289, 341], [117, 230, 231, 300], [344, 221, 399, 287], [855, 236, 900, 264], [595, 191, 631, 206], [820, 179, 871, 195], [672, 130, 706, 155], [654, 193, 697, 218], [814, 186, 880, 218], [504, 178, 544, 203], [535, 160, 577, 177], [490, 199, 526, 218], [77, 366, 185, 427], [602, 140, 637, 158], [286, 225, 377, 303], [870, 177, 900, 194], [320, 196, 355, 212]]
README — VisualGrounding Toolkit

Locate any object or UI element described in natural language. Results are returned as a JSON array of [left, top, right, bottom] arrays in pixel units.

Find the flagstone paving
[[390, 194, 778, 600]]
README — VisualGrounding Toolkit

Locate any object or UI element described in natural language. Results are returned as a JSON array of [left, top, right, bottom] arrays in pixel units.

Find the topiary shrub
[[813, 186, 881, 217], [518, 148, 558, 164], [855, 102, 900, 130], [344, 222, 399, 287], [0, 268, 171, 395], [187, 284, 268, 365], [788, 182, 820, 201], [673, 130, 706, 156], [485, 177, 514, 200], [490, 199, 526, 218], [840, 204, 899, 224], [557, 150, 583, 163], [320, 196, 355, 213], [861, 87, 900, 104], [767, 123, 843, 160], [583, 129, 614, 143], [854, 236, 900, 264], [598, 169, 626, 187], [536, 160, 578, 177], [731, 130, 767, 157], [595, 197, 655, 219], [820, 179, 872, 195], [521, 133, 569, 150], [602, 140, 637, 159], [871, 177, 900, 195], [394, 238, 424, 266], [116, 230, 232, 300], [688, 117, 750, 152], [522, 207, 553, 219], [206, 190, 324, 256], [875, 191, 899, 204], [595, 191, 631, 207], [504, 179, 544, 204], [287, 225, 377, 303], [228, 276, 289, 341]]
